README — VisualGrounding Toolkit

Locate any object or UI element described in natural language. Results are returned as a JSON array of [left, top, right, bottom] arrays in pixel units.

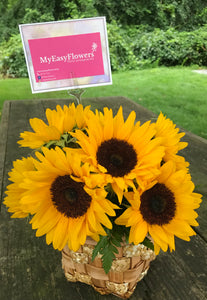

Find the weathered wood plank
[[179, 131, 207, 241], [0, 101, 10, 208], [0, 214, 206, 300], [142, 235, 207, 300], [0, 97, 206, 300]]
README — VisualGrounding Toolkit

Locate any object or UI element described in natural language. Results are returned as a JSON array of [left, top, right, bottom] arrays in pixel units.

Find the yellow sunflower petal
[[115, 208, 133, 226], [46, 227, 56, 245], [94, 202, 113, 229], [103, 107, 114, 140], [115, 109, 136, 140], [129, 220, 148, 244], [154, 112, 188, 167], [111, 182, 124, 204], [87, 205, 98, 232], [154, 242, 161, 255], [68, 217, 85, 251], [166, 219, 196, 238], [3, 156, 35, 217], [127, 210, 142, 227], [124, 191, 140, 209], [52, 217, 69, 250], [149, 226, 169, 252], [113, 106, 124, 136], [18, 103, 92, 149]]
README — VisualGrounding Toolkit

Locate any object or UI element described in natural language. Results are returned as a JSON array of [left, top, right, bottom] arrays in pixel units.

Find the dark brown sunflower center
[[50, 175, 91, 218], [150, 195, 166, 214], [140, 183, 176, 225], [64, 188, 78, 204], [96, 138, 137, 177], [110, 154, 123, 167]]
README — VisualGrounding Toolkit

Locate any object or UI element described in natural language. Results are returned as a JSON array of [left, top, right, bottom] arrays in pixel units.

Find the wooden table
[[0, 97, 206, 300]]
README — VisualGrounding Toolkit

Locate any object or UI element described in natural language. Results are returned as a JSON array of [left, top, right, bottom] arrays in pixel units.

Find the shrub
[[132, 26, 207, 67], [0, 34, 27, 78], [22, 8, 54, 24], [107, 22, 139, 71], [1, 25, 207, 78]]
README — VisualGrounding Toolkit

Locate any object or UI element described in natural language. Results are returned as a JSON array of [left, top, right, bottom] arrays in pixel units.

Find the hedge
[[1, 24, 207, 77]]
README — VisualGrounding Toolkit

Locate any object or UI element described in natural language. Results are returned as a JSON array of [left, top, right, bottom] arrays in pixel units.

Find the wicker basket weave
[[62, 238, 156, 298]]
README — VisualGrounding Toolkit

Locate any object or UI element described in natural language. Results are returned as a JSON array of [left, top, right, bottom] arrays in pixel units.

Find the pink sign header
[[28, 32, 104, 83]]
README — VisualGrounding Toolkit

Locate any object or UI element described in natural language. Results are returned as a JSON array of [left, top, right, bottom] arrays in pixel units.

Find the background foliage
[[94, 0, 207, 29], [0, 0, 207, 77]]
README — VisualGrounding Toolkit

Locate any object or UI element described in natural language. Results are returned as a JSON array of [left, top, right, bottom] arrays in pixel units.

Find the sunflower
[[115, 160, 202, 254], [4, 156, 35, 218], [154, 112, 189, 169], [72, 106, 165, 203], [18, 103, 93, 149], [18, 147, 118, 251]]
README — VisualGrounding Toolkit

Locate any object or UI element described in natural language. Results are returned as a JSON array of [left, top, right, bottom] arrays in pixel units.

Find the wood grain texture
[[0, 97, 206, 300]]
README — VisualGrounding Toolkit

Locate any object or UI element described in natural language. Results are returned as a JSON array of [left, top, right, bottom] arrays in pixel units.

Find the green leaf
[[91, 223, 136, 274], [142, 237, 154, 251], [102, 250, 116, 274], [109, 243, 119, 254], [91, 235, 108, 262], [111, 237, 121, 247]]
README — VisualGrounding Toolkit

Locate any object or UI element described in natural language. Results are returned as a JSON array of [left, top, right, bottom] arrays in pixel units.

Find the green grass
[[0, 66, 207, 139]]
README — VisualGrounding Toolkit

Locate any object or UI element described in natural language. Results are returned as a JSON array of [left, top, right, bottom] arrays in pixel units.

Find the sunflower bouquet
[[4, 103, 202, 294]]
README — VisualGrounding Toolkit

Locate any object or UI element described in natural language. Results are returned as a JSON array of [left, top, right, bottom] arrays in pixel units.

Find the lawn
[[0, 66, 206, 139]]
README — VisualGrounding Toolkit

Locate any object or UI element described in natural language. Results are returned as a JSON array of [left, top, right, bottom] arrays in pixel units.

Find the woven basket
[[62, 238, 155, 298]]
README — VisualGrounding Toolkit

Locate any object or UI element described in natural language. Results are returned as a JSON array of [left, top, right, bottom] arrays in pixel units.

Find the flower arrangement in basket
[[4, 102, 202, 298]]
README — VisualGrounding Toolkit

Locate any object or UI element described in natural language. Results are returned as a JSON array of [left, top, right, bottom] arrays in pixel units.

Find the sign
[[19, 17, 112, 93]]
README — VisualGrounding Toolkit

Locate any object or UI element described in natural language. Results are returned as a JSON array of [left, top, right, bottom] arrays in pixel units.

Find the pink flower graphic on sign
[[92, 42, 97, 52]]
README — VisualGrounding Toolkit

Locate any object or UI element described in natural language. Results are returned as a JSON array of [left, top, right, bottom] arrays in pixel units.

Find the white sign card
[[19, 17, 112, 93]]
